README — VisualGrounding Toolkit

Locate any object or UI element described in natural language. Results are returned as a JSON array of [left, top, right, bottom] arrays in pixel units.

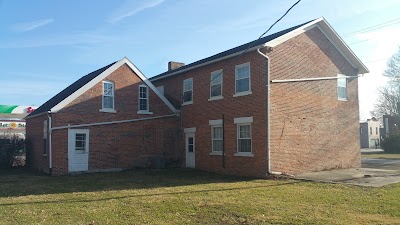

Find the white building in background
[[360, 117, 380, 148]]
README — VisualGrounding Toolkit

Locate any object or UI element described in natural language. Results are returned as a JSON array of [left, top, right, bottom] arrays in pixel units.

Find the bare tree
[[372, 46, 400, 117]]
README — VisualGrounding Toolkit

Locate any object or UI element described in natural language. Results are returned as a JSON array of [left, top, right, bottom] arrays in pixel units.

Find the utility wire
[[207, 0, 301, 85], [343, 17, 400, 38]]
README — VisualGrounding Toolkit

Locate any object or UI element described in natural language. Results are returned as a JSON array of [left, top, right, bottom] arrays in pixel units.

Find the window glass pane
[[139, 99, 147, 110], [188, 144, 194, 152], [211, 84, 222, 97], [338, 77, 346, 87], [104, 83, 113, 96], [103, 96, 113, 109], [75, 134, 86, 153], [213, 127, 222, 139], [238, 139, 251, 152], [239, 125, 250, 138], [236, 78, 249, 93], [211, 72, 222, 85], [184, 79, 192, 91], [236, 65, 249, 79], [140, 86, 147, 98], [188, 137, 193, 145], [213, 140, 223, 152], [338, 86, 347, 99], [183, 90, 192, 102]]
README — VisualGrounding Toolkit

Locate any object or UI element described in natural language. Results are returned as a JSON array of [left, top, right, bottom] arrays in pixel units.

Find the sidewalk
[[361, 148, 384, 154]]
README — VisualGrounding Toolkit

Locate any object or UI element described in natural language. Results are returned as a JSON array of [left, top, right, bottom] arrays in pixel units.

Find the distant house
[[360, 117, 380, 148], [26, 17, 368, 177]]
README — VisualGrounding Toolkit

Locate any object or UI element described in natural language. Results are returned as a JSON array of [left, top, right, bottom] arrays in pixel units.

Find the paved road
[[362, 158, 400, 171]]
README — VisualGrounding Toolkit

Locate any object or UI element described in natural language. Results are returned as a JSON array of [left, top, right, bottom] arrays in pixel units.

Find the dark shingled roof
[[28, 61, 117, 117], [150, 20, 314, 81]]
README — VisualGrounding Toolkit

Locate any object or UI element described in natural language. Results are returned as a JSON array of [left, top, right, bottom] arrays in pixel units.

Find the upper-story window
[[376, 127, 378, 135], [102, 81, 114, 111], [235, 62, 251, 96], [138, 85, 149, 112], [210, 70, 223, 99], [183, 78, 193, 104], [337, 74, 347, 101], [370, 127, 372, 135]]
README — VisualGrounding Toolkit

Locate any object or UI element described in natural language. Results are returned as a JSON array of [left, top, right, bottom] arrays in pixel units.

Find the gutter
[[257, 48, 281, 176], [51, 114, 177, 130], [271, 74, 363, 83], [47, 111, 52, 175]]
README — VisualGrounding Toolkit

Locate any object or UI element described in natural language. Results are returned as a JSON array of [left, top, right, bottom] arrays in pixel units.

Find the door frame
[[68, 129, 90, 172], [184, 127, 196, 168]]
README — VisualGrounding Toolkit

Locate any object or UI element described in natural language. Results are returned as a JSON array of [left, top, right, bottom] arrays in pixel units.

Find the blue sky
[[1, 0, 400, 120]]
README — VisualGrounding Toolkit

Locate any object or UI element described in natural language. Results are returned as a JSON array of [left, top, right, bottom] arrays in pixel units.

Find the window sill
[[99, 109, 117, 113], [234, 152, 254, 157], [209, 151, 223, 156], [137, 111, 153, 115], [233, 91, 252, 97], [338, 98, 348, 101], [182, 101, 193, 106], [208, 96, 223, 101]]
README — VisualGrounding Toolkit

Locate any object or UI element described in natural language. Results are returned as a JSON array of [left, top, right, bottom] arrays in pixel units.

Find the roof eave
[[149, 44, 266, 82]]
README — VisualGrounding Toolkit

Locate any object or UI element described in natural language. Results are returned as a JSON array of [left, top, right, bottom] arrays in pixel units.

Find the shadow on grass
[[0, 180, 300, 206], [0, 168, 299, 199]]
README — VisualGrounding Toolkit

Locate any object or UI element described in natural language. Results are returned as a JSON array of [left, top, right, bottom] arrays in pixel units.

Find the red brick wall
[[27, 63, 180, 175], [152, 26, 361, 176], [153, 51, 269, 177], [26, 114, 49, 173], [268, 27, 361, 174]]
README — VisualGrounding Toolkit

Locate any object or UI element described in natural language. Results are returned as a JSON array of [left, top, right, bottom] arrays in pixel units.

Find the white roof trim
[[51, 57, 177, 114], [264, 17, 369, 74]]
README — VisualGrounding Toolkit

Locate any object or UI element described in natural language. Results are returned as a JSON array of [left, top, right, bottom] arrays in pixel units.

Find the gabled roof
[[150, 17, 368, 82], [28, 62, 117, 117], [27, 58, 177, 119]]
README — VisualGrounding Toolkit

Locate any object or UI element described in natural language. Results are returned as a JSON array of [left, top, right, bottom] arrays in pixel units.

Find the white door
[[68, 129, 89, 172], [185, 133, 195, 168]]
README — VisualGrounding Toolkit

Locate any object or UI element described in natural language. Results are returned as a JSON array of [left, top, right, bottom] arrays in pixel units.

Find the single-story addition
[[26, 17, 369, 177]]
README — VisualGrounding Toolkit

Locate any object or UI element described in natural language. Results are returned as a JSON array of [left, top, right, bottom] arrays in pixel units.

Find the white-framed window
[[370, 127, 372, 135], [210, 70, 223, 99], [75, 133, 87, 154], [237, 124, 252, 153], [211, 126, 223, 152], [234, 117, 253, 157], [183, 78, 193, 104], [102, 81, 114, 110], [235, 62, 251, 96], [337, 74, 347, 101], [376, 127, 378, 135], [138, 85, 149, 112]]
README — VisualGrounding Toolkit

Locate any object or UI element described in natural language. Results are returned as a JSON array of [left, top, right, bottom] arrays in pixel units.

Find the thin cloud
[[107, 0, 164, 23], [13, 18, 54, 32]]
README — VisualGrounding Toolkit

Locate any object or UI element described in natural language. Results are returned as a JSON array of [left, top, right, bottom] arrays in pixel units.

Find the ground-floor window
[[212, 126, 223, 152], [237, 124, 251, 153]]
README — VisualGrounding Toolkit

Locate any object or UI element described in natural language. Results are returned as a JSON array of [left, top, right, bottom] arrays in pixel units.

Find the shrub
[[381, 134, 400, 153], [0, 136, 25, 168]]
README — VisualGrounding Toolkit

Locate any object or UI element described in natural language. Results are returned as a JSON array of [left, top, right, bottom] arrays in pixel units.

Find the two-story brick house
[[26, 17, 368, 176]]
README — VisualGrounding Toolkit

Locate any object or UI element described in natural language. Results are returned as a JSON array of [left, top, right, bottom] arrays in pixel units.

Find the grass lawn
[[0, 169, 400, 225], [361, 153, 400, 159]]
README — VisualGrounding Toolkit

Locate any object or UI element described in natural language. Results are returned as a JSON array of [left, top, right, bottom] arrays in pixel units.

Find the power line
[[208, 0, 301, 85], [343, 17, 400, 38]]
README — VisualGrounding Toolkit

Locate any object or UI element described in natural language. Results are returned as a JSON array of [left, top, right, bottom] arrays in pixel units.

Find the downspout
[[257, 47, 282, 176], [47, 111, 52, 175]]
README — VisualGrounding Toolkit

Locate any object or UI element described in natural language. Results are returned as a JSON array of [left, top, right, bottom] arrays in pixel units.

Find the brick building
[[26, 17, 368, 176]]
